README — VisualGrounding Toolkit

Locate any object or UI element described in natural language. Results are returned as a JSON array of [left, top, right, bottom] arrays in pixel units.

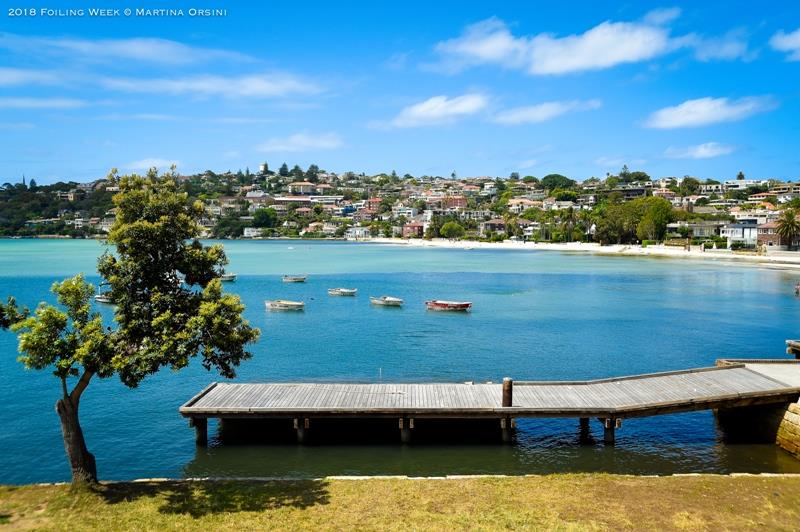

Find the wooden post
[[603, 418, 616, 445], [294, 418, 309, 444], [191, 417, 207, 446], [400, 418, 412, 443], [579, 417, 589, 430], [500, 417, 513, 443], [502, 377, 513, 407]]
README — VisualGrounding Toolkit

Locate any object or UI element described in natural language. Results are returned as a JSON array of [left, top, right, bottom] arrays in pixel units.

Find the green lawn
[[1, 474, 799, 530]]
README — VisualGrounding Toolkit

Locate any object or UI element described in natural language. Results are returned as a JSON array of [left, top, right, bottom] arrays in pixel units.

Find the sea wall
[[776, 402, 800, 458]]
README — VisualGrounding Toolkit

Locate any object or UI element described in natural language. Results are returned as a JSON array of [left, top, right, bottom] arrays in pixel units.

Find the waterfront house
[[758, 221, 800, 249], [721, 222, 758, 248], [480, 218, 507, 236], [345, 226, 371, 240], [243, 227, 262, 238], [402, 222, 424, 238]]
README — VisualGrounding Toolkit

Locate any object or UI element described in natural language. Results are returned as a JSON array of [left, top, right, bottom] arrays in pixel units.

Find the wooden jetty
[[181, 359, 800, 446]]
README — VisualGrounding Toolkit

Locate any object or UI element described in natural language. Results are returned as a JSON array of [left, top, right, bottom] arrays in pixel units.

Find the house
[[295, 207, 313, 216], [303, 222, 325, 235], [442, 196, 467, 209], [721, 222, 758, 248], [353, 208, 377, 222], [652, 188, 676, 200], [480, 218, 506, 236], [392, 204, 418, 218], [402, 222, 424, 238], [243, 227, 263, 238], [758, 220, 799, 249], [666, 221, 724, 238], [345, 226, 371, 240], [507, 198, 539, 214], [287, 181, 315, 195]]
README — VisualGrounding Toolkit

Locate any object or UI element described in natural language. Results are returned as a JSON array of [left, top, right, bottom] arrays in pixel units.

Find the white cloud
[[391, 94, 488, 127], [0, 97, 87, 109], [257, 132, 343, 152], [493, 99, 601, 125], [643, 7, 682, 25], [432, 15, 675, 75], [645, 96, 776, 128], [100, 73, 321, 98], [0, 67, 61, 87], [665, 142, 735, 159], [98, 113, 176, 121], [770, 28, 800, 61], [682, 30, 752, 62], [125, 158, 180, 171], [0, 32, 249, 65]]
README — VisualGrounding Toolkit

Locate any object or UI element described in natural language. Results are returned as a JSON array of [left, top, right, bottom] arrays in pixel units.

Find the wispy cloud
[[100, 73, 321, 98], [0, 32, 250, 65], [0, 67, 61, 87], [493, 99, 601, 125], [125, 158, 180, 171], [257, 132, 343, 152], [389, 93, 488, 127], [430, 12, 677, 75], [0, 97, 88, 109], [98, 113, 176, 121], [595, 156, 647, 168], [645, 96, 776, 128], [665, 142, 735, 159], [429, 11, 751, 75], [770, 28, 800, 61]]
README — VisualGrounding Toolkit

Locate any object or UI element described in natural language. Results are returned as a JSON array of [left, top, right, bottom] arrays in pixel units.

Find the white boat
[[282, 275, 307, 283], [94, 293, 113, 304], [220, 273, 237, 282], [265, 300, 305, 311], [328, 288, 357, 296], [370, 295, 404, 307]]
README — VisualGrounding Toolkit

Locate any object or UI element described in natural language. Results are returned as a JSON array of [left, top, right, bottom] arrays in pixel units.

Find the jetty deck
[[181, 359, 800, 445]]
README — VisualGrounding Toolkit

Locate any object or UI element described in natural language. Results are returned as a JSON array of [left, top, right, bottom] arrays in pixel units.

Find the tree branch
[[69, 371, 94, 406]]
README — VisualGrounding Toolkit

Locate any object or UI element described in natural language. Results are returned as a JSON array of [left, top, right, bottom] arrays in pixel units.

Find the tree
[[290, 165, 304, 179], [680, 177, 701, 196], [253, 207, 278, 228], [737, 171, 745, 180], [278, 163, 289, 177], [509, 172, 520, 180], [440, 221, 465, 240], [305, 164, 320, 183], [541, 174, 575, 190], [0, 170, 260, 484], [777, 208, 800, 249]]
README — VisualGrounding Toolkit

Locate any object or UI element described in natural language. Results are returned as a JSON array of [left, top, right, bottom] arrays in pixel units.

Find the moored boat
[[220, 273, 237, 282], [94, 293, 113, 304], [425, 300, 472, 312], [265, 299, 305, 311], [328, 287, 357, 296], [282, 275, 307, 283], [370, 295, 404, 307]]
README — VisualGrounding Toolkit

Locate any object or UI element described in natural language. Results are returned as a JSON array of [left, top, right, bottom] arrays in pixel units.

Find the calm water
[[1, 239, 800, 484]]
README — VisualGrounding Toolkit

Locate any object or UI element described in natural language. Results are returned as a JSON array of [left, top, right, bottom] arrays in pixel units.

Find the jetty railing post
[[190, 417, 207, 446], [501, 378, 514, 442]]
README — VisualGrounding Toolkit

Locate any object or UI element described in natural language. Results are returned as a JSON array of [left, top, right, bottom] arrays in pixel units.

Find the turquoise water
[[1, 239, 800, 483]]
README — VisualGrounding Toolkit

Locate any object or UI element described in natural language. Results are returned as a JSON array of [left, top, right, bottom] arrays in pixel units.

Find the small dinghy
[[265, 300, 305, 311], [282, 275, 307, 283], [328, 288, 357, 296], [220, 273, 237, 282], [370, 295, 404, 307], [425, 300, 472, 312]]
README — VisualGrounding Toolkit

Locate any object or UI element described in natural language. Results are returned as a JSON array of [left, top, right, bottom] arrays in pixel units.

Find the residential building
[[721, 223, 758, 248], [402, 222, 424, 238], [480, 218, 506, 236]]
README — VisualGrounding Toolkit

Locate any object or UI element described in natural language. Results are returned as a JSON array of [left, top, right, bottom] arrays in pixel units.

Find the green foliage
[[594, 196, 674, 244], [253, 208, 278, 228], [440, 221, 466, 240], [541, 174, 575, 191], [552, 189, 577, 202], [777, 208, 800, 248]]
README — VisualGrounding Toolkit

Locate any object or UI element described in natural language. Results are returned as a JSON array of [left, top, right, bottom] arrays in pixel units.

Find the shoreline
[[369, 237, 800, 269]]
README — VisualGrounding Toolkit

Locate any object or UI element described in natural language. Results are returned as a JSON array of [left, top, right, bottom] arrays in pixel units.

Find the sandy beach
[[369, 237, 800, 269]]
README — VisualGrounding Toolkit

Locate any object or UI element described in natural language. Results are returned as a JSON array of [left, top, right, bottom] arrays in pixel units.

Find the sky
[[1, 0, 799, 184]]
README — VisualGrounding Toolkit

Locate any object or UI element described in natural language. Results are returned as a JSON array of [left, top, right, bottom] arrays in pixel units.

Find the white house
[[345, 226, 371, 240], [721, 223, 758, 248], [243, 227, 263, 238]]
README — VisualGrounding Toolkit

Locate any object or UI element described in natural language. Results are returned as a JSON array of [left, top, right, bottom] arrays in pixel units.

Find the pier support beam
[[294, 418, 310, 444], [190, 417, 207, 446], [399, 418, 413, 443], [601, 418, 620, 445], [500, 417, 515, 443], [502, 377, 513, 407]]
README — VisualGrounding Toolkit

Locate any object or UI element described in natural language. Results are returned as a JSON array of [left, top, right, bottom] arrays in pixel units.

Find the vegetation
[[439, 221, 465, 240], [777, 208, 800, 249], [0, 169, 259, 484], [1, 475, 799, 530]]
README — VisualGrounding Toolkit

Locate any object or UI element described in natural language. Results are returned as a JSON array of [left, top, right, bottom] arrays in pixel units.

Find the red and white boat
[[425, 300, 472, 312]]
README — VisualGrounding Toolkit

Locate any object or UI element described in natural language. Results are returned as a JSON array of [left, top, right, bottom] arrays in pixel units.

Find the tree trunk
[[55, 396, 97, 484]]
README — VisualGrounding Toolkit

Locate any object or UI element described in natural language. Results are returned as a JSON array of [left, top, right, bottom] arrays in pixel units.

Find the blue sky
[[1, 0, 799, 184]]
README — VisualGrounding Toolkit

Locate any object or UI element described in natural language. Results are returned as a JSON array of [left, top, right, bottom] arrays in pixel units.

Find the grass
[[1, 474, 799, 530]]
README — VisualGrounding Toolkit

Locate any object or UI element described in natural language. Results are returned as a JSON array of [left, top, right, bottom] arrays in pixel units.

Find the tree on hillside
[[253, 207, 278, 228], [440, 221, 465, 240], [541, 174, 575, 190], [0, 170, 260, 484], [777, 208, 800, 250], [278, 163, 289, 177], [737, 171, 745, 180]]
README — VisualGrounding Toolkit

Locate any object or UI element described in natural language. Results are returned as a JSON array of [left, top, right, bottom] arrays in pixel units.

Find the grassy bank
[[2, 474, 799, 530]]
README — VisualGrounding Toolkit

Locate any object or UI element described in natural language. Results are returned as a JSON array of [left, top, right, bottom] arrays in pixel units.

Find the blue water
[[1, 239, 800, 483]]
